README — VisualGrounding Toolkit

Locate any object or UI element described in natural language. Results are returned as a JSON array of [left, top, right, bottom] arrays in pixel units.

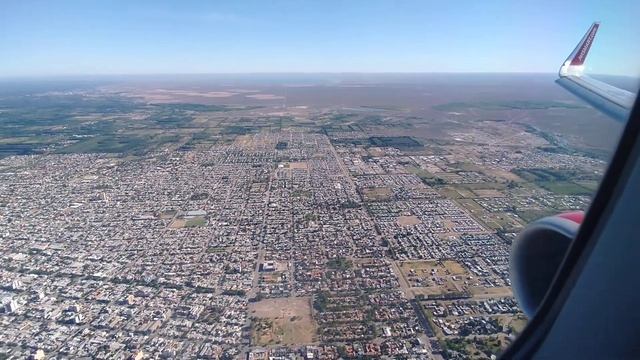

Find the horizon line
[[0, 71, 640, 82], [0, 71, 636, 81]]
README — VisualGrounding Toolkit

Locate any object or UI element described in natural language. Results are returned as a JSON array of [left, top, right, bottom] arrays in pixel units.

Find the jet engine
[[510, 211, 584, 317]]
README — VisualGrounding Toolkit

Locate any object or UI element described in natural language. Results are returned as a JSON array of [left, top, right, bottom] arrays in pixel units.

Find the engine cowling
[[510, 211, 584, 317]]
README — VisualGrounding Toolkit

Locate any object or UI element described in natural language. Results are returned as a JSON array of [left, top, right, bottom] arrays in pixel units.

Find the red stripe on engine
[[557, 211, 585, 224]]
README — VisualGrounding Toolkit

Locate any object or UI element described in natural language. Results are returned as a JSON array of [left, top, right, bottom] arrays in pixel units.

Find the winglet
[[559, 22, 600, 77]]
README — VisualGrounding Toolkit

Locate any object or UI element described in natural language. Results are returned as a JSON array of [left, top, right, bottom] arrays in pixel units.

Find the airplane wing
[[556, 22, 636, 121]]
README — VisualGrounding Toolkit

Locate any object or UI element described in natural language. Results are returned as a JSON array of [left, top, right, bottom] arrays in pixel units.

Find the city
[[0, 81, 612, 358]]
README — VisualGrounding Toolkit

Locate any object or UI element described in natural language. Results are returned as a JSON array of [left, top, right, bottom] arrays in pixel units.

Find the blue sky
[[1, 0, 639, 77]]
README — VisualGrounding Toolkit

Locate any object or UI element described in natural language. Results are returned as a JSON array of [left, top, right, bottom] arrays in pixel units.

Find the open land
[[249, 297, 316, 346]]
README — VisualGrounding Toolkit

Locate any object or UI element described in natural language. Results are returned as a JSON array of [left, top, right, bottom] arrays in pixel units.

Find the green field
[[433, 100, 584, 112], [574, 180, 600, 192], [455, 182, 506, 191], [483, 212, 525, 231], [516, 209, 557, 223], [538, 181, 591, 195], [57, 135, 151, 154], [405, 166, 435, 179], [438, 187, 468, 199], [0, 91, 266, 157], [513, 168, 595, 195], [185, 217, 207, 228]]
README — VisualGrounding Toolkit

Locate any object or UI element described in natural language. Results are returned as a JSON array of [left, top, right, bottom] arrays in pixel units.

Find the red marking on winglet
[[570, 23, 599, 66], [557, 211, 585, 224]]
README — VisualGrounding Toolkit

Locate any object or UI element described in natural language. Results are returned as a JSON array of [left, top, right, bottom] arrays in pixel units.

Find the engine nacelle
[[510, 212, 584, 317]]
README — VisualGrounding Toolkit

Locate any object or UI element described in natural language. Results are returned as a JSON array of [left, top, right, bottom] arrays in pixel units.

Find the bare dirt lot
[[442, 260, 466, 275], [362, 187, 393, 201], [168, 219, 186, 228], [249, 297, 317, 346], [399, 260, 469, 296], [473, 189, 504, 197], [367, 147, 386, 157], [287, 162, 309, 170], [397, 215, 421, 226]]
